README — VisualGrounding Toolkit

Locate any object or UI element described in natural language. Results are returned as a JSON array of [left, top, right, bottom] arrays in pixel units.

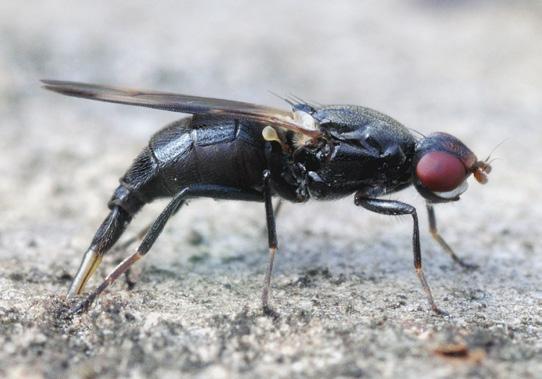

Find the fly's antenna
[[473, 138, 506, 184], [484, 138, 508, 162], [486, 157, 499, 166]]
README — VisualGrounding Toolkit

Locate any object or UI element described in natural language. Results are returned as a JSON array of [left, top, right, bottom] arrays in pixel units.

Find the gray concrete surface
[[1, 1, 541, 378]]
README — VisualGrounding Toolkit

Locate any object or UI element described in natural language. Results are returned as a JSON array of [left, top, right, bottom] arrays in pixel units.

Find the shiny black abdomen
[[150, 116, 267, 194], [111, 116, 274, 213]]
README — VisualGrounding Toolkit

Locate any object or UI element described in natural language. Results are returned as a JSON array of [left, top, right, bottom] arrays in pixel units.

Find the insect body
[[42, 80, 492, 314]]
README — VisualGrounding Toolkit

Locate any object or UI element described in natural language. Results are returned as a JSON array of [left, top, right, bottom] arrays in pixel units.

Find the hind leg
[[112, 200, 186, 255], [112, 203, 185, 289], [72, 184, 262, 313]]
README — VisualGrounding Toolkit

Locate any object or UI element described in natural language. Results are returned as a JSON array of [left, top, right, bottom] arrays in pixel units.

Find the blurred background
[[0, 1, 540, 378]]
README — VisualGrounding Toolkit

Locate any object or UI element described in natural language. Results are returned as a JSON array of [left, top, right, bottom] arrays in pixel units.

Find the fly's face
[[413, 132, 492, 203]]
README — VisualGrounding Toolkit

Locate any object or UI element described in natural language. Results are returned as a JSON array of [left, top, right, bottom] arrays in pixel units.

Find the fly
[[42, 80, 492, 315]]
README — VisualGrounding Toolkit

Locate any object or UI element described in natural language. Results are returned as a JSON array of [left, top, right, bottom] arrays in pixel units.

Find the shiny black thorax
[[288, 105, 417, 200]]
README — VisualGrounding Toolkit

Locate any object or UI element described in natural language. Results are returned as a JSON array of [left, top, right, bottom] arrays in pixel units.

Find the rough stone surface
[[1, 1, 541, 378]]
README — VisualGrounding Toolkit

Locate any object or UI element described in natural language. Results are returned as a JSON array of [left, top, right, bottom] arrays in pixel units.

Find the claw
[[262, 305, 280, 320], [432, 306, 449, 316], [69, 295, 94, 314]]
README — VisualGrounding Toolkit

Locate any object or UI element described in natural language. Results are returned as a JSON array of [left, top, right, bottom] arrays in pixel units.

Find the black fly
[[42, 80, 492, 315]]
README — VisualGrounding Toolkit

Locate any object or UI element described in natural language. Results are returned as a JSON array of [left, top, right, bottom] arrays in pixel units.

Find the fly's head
[[413, 132, 492, 203]]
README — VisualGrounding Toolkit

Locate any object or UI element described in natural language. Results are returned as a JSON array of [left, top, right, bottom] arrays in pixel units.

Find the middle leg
[[261, 170, 279, 314]]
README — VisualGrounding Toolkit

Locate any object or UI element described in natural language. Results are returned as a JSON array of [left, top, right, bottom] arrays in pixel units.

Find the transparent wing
[[42, 80, 320, 138]]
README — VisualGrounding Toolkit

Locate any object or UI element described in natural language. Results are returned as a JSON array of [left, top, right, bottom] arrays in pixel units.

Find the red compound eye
[[416, 151, 466, 192]]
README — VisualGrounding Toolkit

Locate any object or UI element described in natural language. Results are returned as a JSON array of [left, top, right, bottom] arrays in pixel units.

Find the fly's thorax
[[278, 103, 420, 199], [289, 124, 417, 200]]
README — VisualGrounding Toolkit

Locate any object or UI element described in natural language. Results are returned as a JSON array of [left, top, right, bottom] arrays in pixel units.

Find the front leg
[[426, 203, 478, 270], [354, 194, 445, 314]]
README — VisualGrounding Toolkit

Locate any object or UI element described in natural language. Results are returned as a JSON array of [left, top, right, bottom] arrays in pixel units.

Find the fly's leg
[[260, 199, 283, 237], [355, 195, 445, 315], [114, 223, 151, 291], [112, 202, 185, 289], [112, 224, 150, 254], [426, 203, 478, 270], [114, 201, 185, 254], [261, 170, 279, 315], [72, 185, 262, 314]]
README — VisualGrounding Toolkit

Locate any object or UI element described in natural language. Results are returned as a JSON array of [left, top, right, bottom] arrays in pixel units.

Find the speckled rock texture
[[0, 1, 541, 378]]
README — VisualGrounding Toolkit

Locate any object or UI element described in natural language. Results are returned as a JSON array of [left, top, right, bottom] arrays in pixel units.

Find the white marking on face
[[434, 181, 469, 199]]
